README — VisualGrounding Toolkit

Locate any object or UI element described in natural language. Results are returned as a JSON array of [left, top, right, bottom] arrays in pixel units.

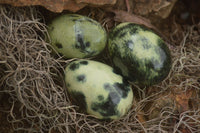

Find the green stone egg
[[47, 14, 107, 58], [65, 59, 133, 119], [108, 23, 172, 86]]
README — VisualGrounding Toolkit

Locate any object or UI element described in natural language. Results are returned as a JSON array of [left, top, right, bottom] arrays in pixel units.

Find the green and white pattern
[[65, 59, 133, 119], [48, 14, 107, 58], [108, 23, 171, 86]]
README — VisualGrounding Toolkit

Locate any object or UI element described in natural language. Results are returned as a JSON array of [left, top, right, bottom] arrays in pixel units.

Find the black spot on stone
[[91, 92, 120, 117], [84, 51, 97, 58], [77, 74, 86, 83], [109, 92, 121, 105], [104, 83, 113, 91], [129, 27, 138, 35], [112, 23, 137, 39], [80, 60, 88, 65], [70, 91, 87, 111], [110, 23, 145, 41], [98, 95, 104, 101], [74, 27, 92, 53], [113, 82, 130, 98], [55, 43, 63, 48], [112, 54, 141, 82], [92, 80, 131, 118], [119, 32, 126, 38], [77, 34, 86, 50], [69, 63, 79, 71]]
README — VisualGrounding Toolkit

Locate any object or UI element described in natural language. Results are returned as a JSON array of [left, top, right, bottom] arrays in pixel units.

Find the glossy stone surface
[[48, 14, 107, 58], [65, 59, 133, 119], [108, 23, 171, 86]]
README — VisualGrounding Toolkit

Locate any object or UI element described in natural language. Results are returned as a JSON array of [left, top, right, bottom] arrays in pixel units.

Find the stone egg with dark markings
[[47, 14, 107, 58], [108, 23, 172, 86], [65, 59, 133, 119]]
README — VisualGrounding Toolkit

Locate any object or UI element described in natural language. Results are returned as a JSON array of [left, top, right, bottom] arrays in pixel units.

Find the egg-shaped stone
[[108, 23, 171, 86], [48, 14, 107, 58], [65, 59, 133, 119]]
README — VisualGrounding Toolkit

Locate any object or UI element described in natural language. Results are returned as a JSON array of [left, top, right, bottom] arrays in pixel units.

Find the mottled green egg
[[108, 23, 171, 86], [65, 59, 133, 119], [48, 14, 107, 58]]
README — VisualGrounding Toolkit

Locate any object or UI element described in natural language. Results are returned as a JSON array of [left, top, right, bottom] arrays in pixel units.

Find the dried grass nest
[[0, 5, 200, 133]]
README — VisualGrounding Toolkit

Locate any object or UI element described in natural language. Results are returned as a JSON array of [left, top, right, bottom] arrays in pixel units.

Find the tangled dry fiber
[[0, 5, 200, 133]]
